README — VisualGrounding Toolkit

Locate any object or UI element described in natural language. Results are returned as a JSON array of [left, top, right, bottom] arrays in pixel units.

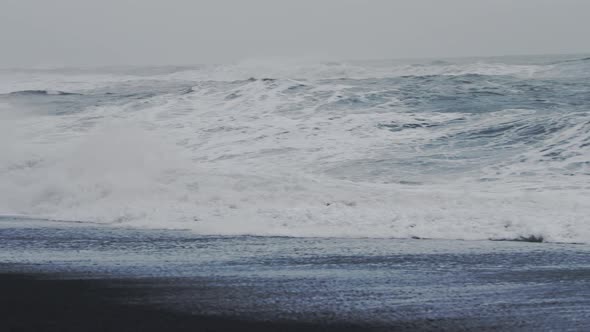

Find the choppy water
[[1, 55, 589, 243]]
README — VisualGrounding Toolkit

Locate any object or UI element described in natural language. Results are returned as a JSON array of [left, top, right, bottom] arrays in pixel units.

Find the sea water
[[1, 55, 589, 243]]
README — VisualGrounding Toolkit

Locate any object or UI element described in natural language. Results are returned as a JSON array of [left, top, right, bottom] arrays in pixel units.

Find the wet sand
[[0, 273, 365, 332], [1, 218, 590, 331]]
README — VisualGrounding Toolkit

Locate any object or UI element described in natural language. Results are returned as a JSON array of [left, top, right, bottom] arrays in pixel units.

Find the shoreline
[[2, 221, 590, 331]]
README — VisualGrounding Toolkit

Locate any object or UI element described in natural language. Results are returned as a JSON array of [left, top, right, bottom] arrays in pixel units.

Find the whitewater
[[1, 55, 589, 243]]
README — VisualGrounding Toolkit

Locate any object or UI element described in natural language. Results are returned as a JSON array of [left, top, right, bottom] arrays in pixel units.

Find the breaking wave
[[1, 55, 589, 243]]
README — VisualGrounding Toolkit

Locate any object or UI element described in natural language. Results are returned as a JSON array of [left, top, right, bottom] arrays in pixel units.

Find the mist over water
[[1, 55, 589, 243]]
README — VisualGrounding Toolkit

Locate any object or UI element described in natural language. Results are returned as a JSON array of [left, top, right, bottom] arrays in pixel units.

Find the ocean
[[1, 54, 589, 243]]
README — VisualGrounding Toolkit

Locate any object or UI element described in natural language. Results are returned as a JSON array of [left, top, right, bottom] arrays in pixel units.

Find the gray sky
[[1, 0, 589, 66]]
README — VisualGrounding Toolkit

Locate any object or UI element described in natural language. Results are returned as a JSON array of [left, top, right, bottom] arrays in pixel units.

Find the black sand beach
[[1, 272, 529, 332], [1, 219, 590, 331], [0, 273, 368, 332], [4, 271, 548, 332]]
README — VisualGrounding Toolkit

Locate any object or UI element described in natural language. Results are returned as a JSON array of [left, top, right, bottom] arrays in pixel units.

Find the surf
[[1, 55, 589, 243]]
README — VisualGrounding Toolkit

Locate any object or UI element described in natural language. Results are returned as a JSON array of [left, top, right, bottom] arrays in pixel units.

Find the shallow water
[[1, 218, 589, 330]]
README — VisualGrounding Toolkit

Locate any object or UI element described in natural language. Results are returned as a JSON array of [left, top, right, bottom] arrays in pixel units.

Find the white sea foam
[[1, 56, 589, 243]]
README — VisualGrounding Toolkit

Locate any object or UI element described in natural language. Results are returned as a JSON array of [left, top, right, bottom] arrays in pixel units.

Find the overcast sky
[[1, 0, 589, 66]]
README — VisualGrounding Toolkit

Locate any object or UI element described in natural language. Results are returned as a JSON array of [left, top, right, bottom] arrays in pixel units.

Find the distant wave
[[7, 90, 81, 96], [550, 56, 590, 65]]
